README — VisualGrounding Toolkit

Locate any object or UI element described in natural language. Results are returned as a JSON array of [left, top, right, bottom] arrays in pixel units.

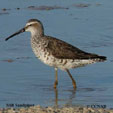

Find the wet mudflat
[[0, 0, 113, 110], [0, 106, 113, 113]]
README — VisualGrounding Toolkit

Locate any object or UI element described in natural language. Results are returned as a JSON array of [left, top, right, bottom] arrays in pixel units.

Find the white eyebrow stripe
[[26, 22, 37, 26]]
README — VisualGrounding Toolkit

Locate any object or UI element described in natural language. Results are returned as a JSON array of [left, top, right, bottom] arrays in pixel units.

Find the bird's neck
[[31, 28, 44, 38], [31, 31, 45, 44]]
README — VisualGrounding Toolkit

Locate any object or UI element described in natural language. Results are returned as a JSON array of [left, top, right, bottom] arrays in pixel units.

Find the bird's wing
[[45, 36, 99, 59]]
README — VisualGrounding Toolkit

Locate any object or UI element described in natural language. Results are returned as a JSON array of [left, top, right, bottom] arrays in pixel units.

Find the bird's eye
[[29, 24, 32, 26]]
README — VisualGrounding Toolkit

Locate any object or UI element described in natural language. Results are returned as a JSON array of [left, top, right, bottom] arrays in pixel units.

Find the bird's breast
[[31, 38, 56, 66]]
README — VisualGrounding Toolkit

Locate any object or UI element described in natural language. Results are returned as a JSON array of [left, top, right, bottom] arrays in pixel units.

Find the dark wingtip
[[98, 56, 107, 61]]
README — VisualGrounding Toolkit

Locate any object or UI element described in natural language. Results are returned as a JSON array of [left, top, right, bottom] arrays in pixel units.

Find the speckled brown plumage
[[5, 19, 107, 89], [44, 36, 106, 60]]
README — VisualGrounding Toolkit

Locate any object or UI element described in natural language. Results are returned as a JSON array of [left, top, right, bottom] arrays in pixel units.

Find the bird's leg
[[66, 69, 77, 89], [54, 68, 58, 89]]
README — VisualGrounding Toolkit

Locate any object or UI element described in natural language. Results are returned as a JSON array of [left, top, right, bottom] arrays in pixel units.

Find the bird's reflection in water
[[54, 88, 58, 107], [54, 88, 76, 107]]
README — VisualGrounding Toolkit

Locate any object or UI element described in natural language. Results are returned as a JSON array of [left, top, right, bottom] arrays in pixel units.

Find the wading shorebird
[[5, 19, 106, 89]]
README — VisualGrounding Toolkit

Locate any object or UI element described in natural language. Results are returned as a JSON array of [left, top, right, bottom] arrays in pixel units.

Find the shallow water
[[0, 0, 113, 109]]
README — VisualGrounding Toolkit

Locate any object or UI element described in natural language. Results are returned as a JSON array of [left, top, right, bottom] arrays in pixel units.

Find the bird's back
[[44, 36, 106, 61]]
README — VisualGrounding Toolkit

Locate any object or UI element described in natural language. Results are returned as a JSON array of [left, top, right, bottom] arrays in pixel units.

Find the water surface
[[0, 0, 113, 108]]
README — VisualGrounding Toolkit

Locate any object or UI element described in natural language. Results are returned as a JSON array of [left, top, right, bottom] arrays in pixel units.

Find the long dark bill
[[5, 27, 25, 41]]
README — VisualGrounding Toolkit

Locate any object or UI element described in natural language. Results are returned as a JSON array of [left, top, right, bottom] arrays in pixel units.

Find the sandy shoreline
[[0, 106, 113, 113]]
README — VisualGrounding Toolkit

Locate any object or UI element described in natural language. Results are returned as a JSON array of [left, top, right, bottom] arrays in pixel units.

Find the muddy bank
[[0, 106, 113, 113]]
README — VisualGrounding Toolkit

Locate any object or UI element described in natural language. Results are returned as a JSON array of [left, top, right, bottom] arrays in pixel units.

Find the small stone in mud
[[2, 8, 11, 11], [2, 8, 7, 11], [28, 5, 69, 11], [2, 59, 14, 63], [73, 3, 90, 8], [16, 8, 20, 10]]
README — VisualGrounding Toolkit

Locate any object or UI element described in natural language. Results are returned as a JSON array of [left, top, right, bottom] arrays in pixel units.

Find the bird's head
[[5, 19, 44, 41]]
